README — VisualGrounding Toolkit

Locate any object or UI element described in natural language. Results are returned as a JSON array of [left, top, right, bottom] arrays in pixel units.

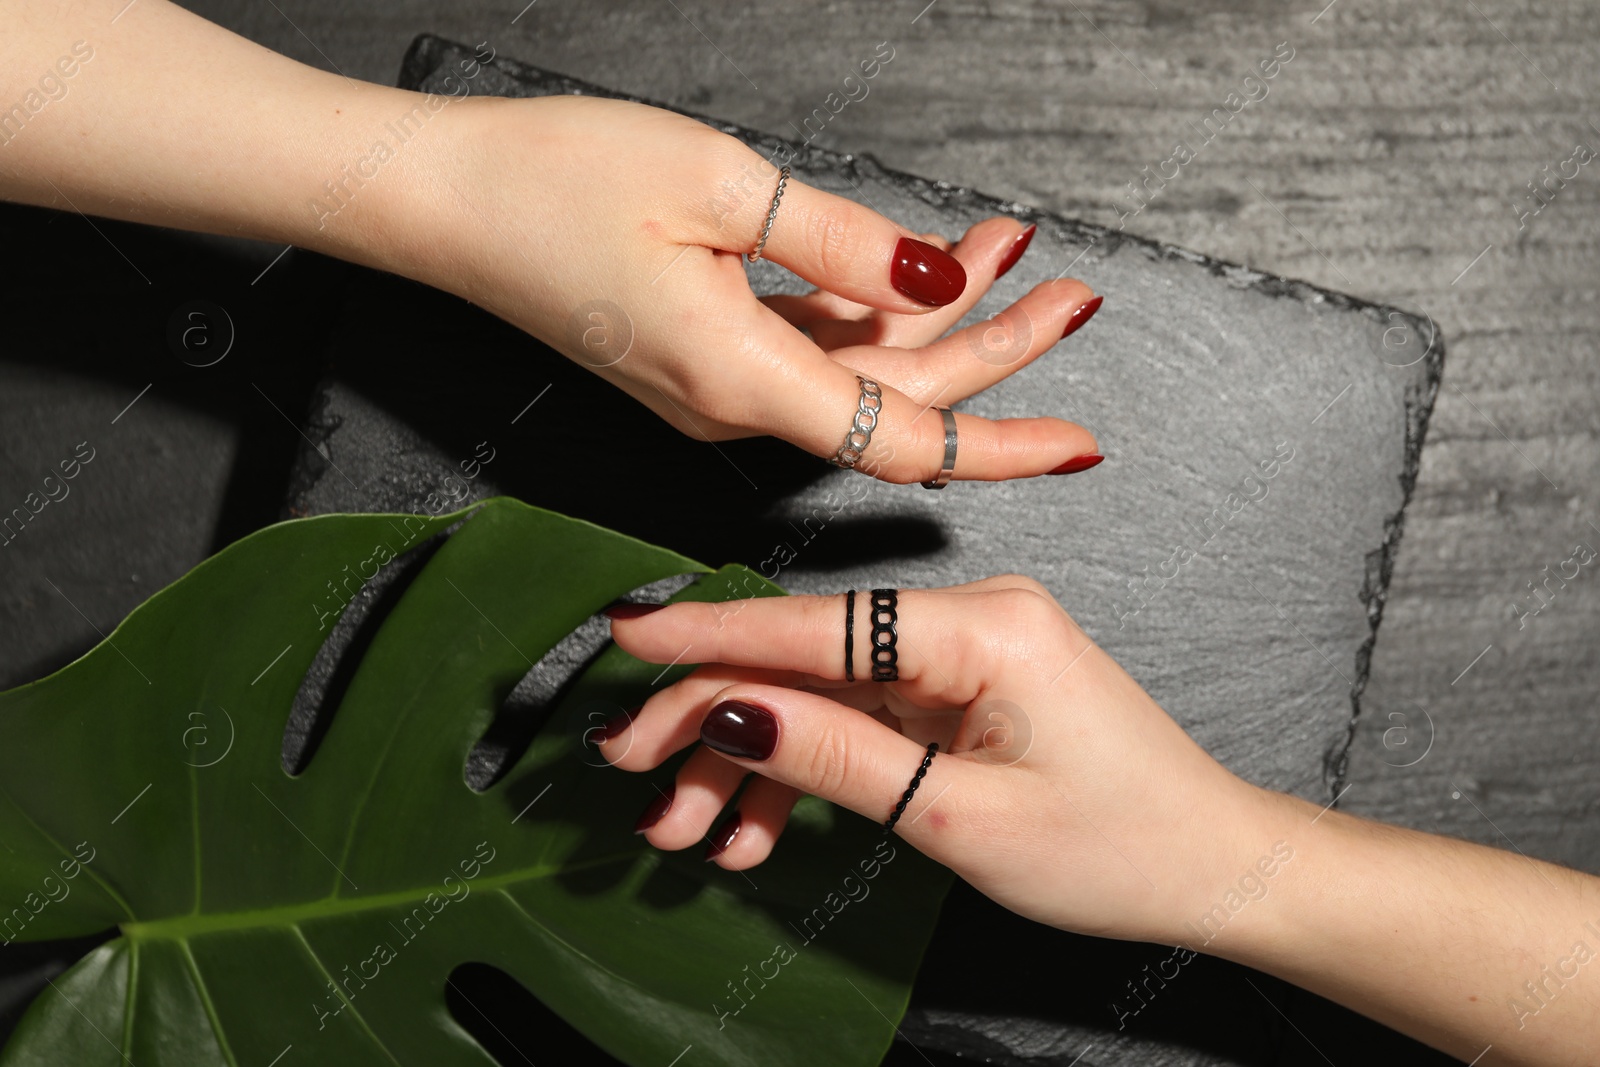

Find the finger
[[695, 684, 978, 851], [842, 278, 1099, 404], [866, 219, 1039, 350], [758, 292, 867, 335], [609, 586, 1074, 704], [598, 664, 803, 772], [636, 744, 748, 852], [704, 776, 803, 869], [744, 177, 970, 312], [789, 218, 1031, 352], [741, 305, 1096, 480]]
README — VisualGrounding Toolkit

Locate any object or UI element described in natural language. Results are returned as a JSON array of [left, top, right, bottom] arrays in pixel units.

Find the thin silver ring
[[831, 376, 882, 470], [746, 165, 791, 263], [921, 407, 957, 489]]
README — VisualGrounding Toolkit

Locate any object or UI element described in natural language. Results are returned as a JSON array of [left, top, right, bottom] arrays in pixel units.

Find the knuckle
[[803, 202, 863, 282], [994, 573, 1054, 601], [801, 719, 854, 799], [689, 132, 779, 238], [991, 586, 1067, 644]]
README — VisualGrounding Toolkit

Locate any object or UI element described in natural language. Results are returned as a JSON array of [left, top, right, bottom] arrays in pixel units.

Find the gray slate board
[[277, 35, 1447, 1067]]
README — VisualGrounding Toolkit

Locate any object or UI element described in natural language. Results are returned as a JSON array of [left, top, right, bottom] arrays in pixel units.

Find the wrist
[[288, 86, 490, 284], [1130, 780, 1307, 953]]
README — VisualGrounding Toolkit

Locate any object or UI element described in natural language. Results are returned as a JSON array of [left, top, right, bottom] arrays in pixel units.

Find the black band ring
[[844, 589, 857, 683], [884, 742, 938, 834], [869, 588, 899, 682]]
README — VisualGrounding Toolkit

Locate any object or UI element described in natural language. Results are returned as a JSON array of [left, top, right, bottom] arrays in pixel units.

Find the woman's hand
[[596, 576, 1264, 943], [409, 95, 1104, 483], [600, 581, 1600, 1066], [1, 0, 1103, 483]]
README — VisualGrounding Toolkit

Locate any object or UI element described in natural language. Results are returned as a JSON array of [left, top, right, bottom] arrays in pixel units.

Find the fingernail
[[1061, 295, 1104, 340], [705, 813, 742, 861], [891, 237, 967, 307], [996, 224, 1036, 279], [1048, 454, 1105, 476], [700, 700, 778, 761], [592, 706, 639, 744], [603, 603, 664, 620], [634, 785, 674, 834]]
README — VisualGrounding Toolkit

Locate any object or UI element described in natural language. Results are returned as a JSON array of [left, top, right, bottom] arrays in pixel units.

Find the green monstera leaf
[[0, 498, 948, 1067]]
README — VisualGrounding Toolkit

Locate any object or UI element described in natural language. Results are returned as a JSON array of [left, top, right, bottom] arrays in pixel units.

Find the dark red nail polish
[[1048, 454, 1105, 476], [634, 785, 674, 834], [891, 237, 967, 307], [1060, 295, 1103, 340], [592, 706, 639, 744], [604, 603, 664, 620], [701, 701, 778, 761], [705, 813, 742, 861], [996, 225, 1036, 279]]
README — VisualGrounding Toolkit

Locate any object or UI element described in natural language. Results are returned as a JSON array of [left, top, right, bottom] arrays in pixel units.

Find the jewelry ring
[[921, 407, 957, 489], [869, 588, 899, 682], [746, 165, 790, 263], [884, 742, 938, 834], [844, 589, 857, 682], [831, 376, 882, 470]]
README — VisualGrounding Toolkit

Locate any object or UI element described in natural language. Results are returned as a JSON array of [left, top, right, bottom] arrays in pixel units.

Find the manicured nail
[[891, 237, 967, 307], [634, 785, 674, 834], [705, 813, 742, 861], [1061, 295, 1104, 340], [603, 603, 664, 620], [996, 224, 1036, 279], [700, 700, 778, 761], [1048, 454, 1105, 476], [592, 706, 639, 744]]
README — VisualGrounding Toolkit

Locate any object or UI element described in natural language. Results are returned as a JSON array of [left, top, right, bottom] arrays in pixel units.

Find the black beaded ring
[[844, 589, 857, 683], [869, 588, 899, 682], [884, 742, 938, 834]]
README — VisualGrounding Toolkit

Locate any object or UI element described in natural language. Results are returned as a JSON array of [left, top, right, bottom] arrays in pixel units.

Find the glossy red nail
[[891, 237, 967, 307], [591, 706, 639, 744], [1061, 295, 1104, 340], [603, 603, 664, 620], [701, 700, 778, 761], [705, 813, 742, 861], [1048, 454, 1105, 476], [634, 785, 674, 834], [996, 225, 1036, 279]]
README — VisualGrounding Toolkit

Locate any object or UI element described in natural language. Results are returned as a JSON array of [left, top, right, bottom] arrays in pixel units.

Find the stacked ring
[[831, 377, 883, 470], [869, 588, 899, 682], [921, 407, 958, 489]]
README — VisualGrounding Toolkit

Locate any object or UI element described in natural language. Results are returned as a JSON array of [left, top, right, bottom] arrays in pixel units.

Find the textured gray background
[[1, 1, 1596, 1065]]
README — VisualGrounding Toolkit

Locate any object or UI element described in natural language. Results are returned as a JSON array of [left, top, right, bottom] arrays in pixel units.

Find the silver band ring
[[831, 376, 882, 470], [921, 407, 958, 489], [746, 165, 791, 263]]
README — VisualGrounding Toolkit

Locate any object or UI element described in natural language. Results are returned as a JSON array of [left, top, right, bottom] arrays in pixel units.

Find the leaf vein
[[495, 888, 646, 999], [290, 924, 403, 1066], [178, 938, 240, 1067]]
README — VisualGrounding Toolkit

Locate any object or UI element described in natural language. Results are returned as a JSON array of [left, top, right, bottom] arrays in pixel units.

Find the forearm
[[1205, 788, 1600, 1066], [0, 0, 457, 274]]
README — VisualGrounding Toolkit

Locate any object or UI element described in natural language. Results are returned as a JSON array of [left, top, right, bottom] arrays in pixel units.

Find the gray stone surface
[[272, 36, 1443, 1066]]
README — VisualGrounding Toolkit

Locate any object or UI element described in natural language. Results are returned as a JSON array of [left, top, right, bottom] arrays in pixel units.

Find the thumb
[[697, 684, 971, 845]]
